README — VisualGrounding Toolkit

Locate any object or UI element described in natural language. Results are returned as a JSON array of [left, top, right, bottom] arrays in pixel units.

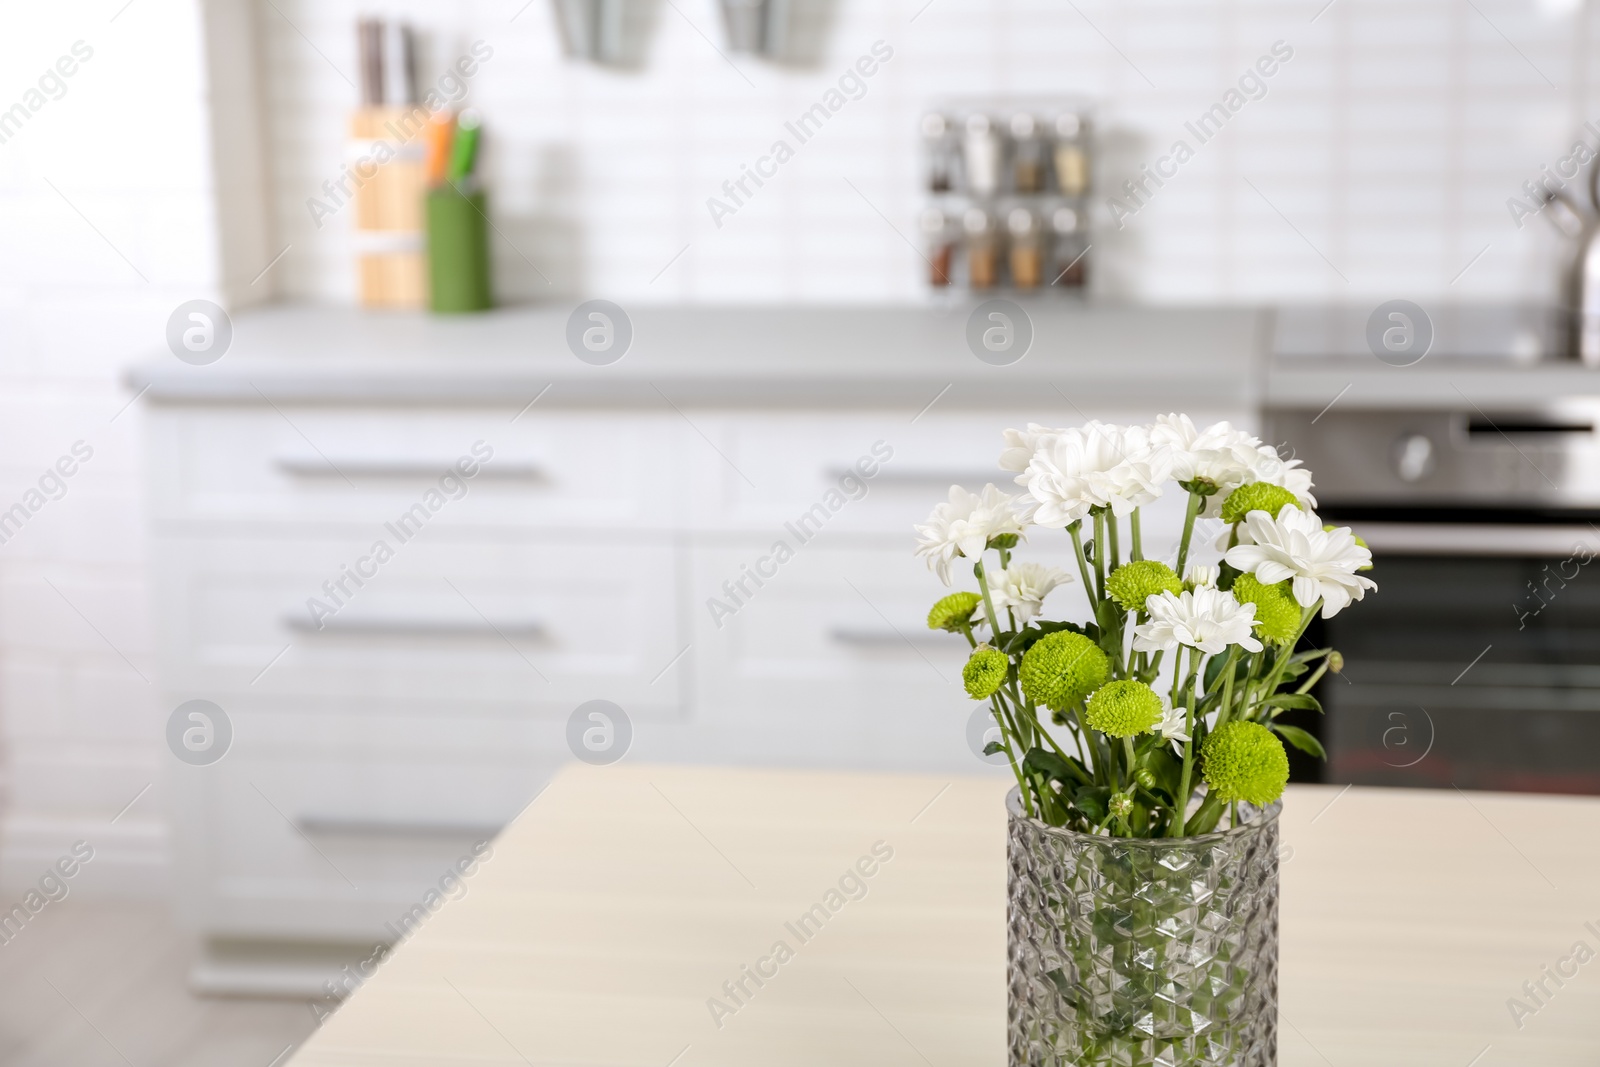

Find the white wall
[[0, 0, 269, 894], [265, 0, 1591, 306]]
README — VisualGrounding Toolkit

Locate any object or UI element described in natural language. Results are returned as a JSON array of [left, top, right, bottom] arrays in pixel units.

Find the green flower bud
[[963, 646, 1009, 699], [1104, 560, 1183, 613], [1109, 791, 1134, 817], [1327, 650, 1344, 674], [1134, 768, 1157, 790], [1221, 482, 1300, 524], [1230, 574, 1301, 645], [1018, 631, 1110, 712], [1201, 721, 1290, 807], [1084, 679, 1164, 738], [927, 592, 982, 632]]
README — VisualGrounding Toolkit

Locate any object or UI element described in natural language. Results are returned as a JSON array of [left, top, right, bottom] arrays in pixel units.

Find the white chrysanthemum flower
[[1185, 564, 1219, 589], [1152, 414, 1263, 491], [1132, 587, 1264, 655], [913, 484, 1025, 585], [1152, 415, 1317, 517], [1154, 696, 1190, 744], [1224, 504, 1376, 618], [988, 562, 1073, 624], [1247, 444, 1318, 509], [1014, 421, 1172, 525], [999, 423, 1067, 472]]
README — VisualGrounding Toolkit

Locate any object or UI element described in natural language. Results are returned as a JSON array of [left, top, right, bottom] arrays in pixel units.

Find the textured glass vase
[[1006, 789, 1280, 1066]]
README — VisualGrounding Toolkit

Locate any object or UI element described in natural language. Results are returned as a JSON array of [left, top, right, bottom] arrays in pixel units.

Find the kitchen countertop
[[286, 764, 1600, 1067], [1267, 358, 1600, 410], [128, 304, 1264, 409], [129, 303, 1600, 412]]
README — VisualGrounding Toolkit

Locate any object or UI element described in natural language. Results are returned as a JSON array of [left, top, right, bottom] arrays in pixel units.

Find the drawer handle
[[829, 627, 960, 649], [822, 467, 999, 488], [296, 817, 502, 840], [284, 615, 545, 638], [274, 458, 545, 480]]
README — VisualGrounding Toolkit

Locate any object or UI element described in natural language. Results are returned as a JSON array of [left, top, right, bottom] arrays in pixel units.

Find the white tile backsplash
[[255, 0, 1600, 306]]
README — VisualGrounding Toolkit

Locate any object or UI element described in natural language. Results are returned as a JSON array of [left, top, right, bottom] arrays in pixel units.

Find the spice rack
[[920, 104, 1093, 293]]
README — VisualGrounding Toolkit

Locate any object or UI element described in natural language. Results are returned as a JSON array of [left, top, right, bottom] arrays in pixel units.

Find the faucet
[[1544, 166, 1600, 364]]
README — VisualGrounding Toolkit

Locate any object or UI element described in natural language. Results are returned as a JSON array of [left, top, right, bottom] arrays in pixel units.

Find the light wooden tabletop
[[287, 765, 1600, 1067]]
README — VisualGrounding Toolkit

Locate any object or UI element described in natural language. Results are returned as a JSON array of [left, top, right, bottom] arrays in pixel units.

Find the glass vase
[[1006, 788, 1280, 1066]]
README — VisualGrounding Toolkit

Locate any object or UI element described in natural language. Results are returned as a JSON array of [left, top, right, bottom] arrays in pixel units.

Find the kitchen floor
[[0, 900, 317, 1067]]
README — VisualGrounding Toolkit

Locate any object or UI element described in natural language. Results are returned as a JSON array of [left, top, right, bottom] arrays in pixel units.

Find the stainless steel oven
[[1267, 404, 1600, 794]]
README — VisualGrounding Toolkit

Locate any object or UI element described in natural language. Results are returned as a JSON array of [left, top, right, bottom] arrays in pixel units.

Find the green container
[[426, 187, 493, 313]]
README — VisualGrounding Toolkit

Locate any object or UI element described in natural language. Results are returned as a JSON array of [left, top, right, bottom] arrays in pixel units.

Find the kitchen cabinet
[[134, 304, 1259, 990]]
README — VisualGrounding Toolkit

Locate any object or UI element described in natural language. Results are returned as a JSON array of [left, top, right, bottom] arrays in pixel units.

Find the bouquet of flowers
[[916, 416, 1375, 839]]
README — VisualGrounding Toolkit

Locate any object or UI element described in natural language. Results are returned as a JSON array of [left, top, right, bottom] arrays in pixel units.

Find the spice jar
[[1009, 113, 1044, 194], [1007, 208, 1042, 289], [1050, 206, 1088, 288], [921, 112, 956, 194], [1053, 111, 1090, 197], [964, 207, 998, 290], [922, 208, 954, 287], [963, 113, 1002, 198]]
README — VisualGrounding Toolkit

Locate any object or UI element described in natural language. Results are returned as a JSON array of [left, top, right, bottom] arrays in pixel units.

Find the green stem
[[1122, 736, 1137, 790], [1092, 509, 1107, 602], [1175, 492, 1202, 578], [1212, 646, 1240, 734], [1067, 521, 1097, 614], [974, 561, 1004, 638], [1170, 649, 1202, 837], [1107, 511, 1121, 573], [1130, 508, 1143, 561], [990, 698, 1034, 817], [1296, 655, 1333, 694], [1250, 601, 1321, 718]]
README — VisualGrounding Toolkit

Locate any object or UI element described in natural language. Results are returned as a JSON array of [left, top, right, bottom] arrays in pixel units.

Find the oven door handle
[[1349, 522, 1600, 557]]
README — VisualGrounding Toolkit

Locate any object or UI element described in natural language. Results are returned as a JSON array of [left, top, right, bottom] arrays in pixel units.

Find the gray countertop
[[129, 304, 1265, 409], [1266, 360, 1600, 410], [129, 303, 1600, 410]]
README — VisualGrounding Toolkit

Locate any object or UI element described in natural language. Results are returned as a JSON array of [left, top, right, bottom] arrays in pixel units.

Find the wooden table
[[288, 765, 1600, 1066]]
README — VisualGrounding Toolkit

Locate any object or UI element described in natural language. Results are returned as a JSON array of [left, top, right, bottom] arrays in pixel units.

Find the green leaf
[[1004, 619, 1094, 657], [1262, 692, 1323, 713], [982, 740, 1006, 757], [1093, 599, 1124, 657], [1021, 747, 1092, 786], [1136, 746, 1182, 797], [1273, 724, 1328, 759], [1074, 786, 1110, 824], [1187, 793, 1225, 835]]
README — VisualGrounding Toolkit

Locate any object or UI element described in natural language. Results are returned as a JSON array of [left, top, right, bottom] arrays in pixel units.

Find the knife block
[[349, 107, 427, 308]]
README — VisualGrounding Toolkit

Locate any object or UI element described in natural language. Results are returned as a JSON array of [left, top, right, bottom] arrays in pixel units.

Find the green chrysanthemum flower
[[1084, 679, 1164, 737], [1230, 574, 1301, 645], [1201, 721, 1290, 806], [963, 646, 1009, 699], [1018, 631, 1109, 712], [1221, 482, 1300, 524], [927, 592, 982, 632], [1104, 560, 1183, 613]]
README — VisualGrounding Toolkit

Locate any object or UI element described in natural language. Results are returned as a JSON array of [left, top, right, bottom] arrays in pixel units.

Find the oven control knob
[[1393, 433, 1436, 482]]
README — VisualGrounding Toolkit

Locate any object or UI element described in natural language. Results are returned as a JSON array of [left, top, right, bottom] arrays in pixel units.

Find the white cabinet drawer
[[682, 408, 1250, 538], [153, 534, 685, 716], [686, 542, 1089, 769], [176, 750, 555, 939], [148, 407, 685, 531]]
